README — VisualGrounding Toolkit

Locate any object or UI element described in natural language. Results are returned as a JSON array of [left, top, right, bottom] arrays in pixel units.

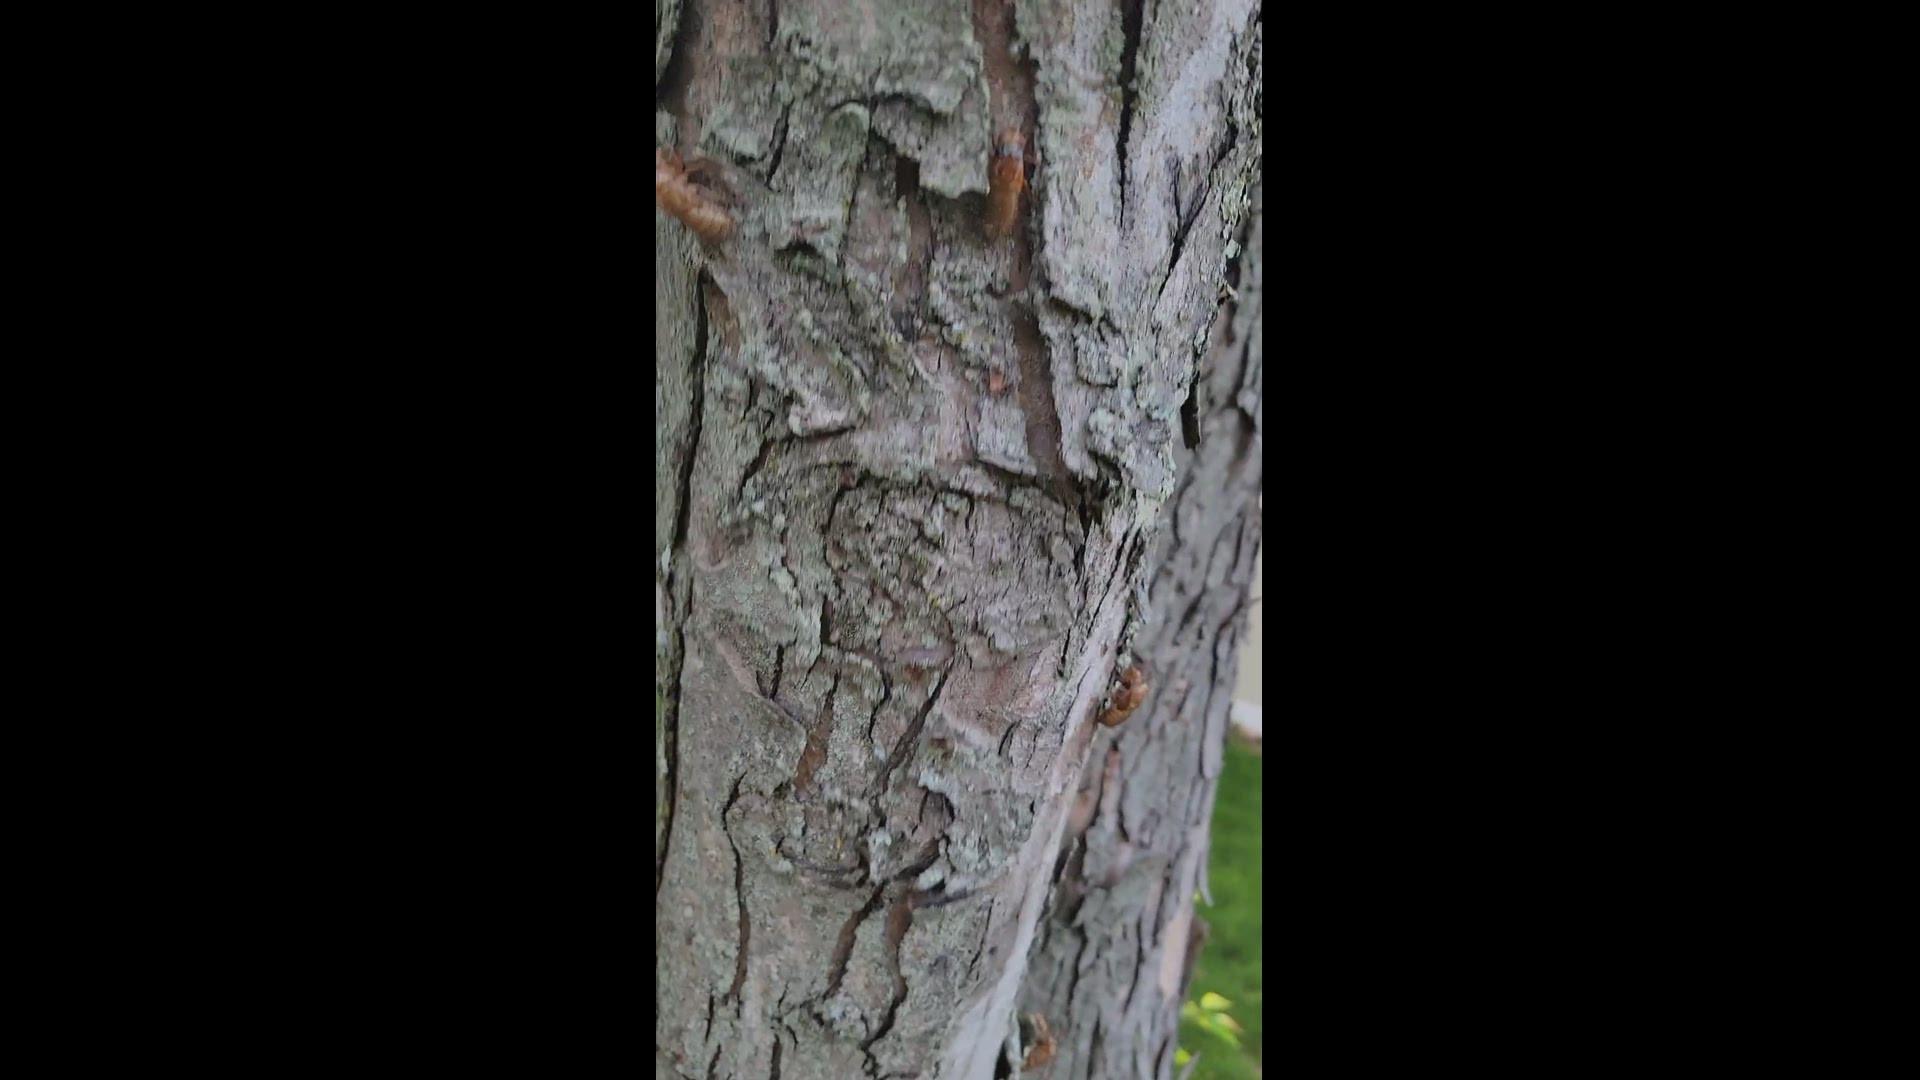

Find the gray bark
[[1014, 179, 1262, 1080], [656, 3, 1261, 1078]]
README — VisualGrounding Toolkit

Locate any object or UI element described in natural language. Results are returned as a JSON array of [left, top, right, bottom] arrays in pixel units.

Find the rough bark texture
[[1014, 179, 1262, 1080], [656, 2, 1261, 1078]]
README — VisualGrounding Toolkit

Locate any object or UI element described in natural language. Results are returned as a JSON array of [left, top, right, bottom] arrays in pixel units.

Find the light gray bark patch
[[766, 102, 871, 264], [1117, 0, 1258, 311], [1086, 404, 1177, 500], [926, 200, 1015, 372], [975, 394, 1039, 476], [1155, 132, 1230, 308], [670, 0, 778, 157], [1032, 305, 1112, 481], [778, 0, 982, 116], [872, 85, 992, 200], [703, 54, 784, 165], [702, 259, 876, 444], [908, 721, 1039, 891], [995, 0, 1258, 527], [1016, 0, 1130, 320]]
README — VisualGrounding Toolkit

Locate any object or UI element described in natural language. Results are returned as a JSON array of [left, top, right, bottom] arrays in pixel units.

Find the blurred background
[[1178, 552, 1263, 1079]]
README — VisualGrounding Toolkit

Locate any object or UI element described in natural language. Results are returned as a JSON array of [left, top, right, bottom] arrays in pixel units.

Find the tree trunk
[[1012, 178, 1262, 1080], [656, 3, 1262, 1078]]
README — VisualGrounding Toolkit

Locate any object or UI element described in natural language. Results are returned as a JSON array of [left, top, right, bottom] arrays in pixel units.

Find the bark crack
[[822, 885, 888, 1001], [891, 155, 932, 340], [864, 671, 895, 751], [1158, 15, 1257, 310], [794, 670, 840, 796], [659, 276, 713, 900], [722, 774, 752, 1003], [1012, 308, 1069, 486], [1088, 1017, 1106, 1079], [736, 431, 776, 500], [767, 101, 793, 186], [656, 0, 701, 124], [965, 914, 995, 983], [860, 891, 916, 1052], [1157, 133, 1230, 306], [1123, 922, 1147, 1016], [1062, 929, 1090, 1015], [870, 659, 955, 798], [973, 0, 1064, 491], [674, 278, 713, 559], [1115, 0, 1146, 222], [660, 660, 682, 899], [1179, 370, 1202, 450], [1233, 335, 1256, 424], [1170, 530, 1220, 648]]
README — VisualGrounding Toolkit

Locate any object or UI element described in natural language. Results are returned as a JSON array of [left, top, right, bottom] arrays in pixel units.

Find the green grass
[[1178, 732, 1262, 1079]]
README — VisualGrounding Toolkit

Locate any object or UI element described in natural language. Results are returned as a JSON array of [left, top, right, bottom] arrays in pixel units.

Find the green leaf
[[1200, 991, 1233, 1012], [1174, 1048, 1191, 1066], [1199, 1018, 1243, 1050]]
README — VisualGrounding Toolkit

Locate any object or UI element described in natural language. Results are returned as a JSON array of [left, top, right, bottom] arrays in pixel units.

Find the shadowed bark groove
[[657, 1, 1261, 1076], [873, 660, 955, 799], [657, 113, 713, 900], [863, 891, 918, 1053], [656, 0, 699, 117], [722, 773, 753, 1002], [824, 885, 889, 1002], [1115, 0, 1146, 222]]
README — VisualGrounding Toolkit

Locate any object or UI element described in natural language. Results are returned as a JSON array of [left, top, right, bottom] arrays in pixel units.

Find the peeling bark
[[657, 1, 1261, 1077]]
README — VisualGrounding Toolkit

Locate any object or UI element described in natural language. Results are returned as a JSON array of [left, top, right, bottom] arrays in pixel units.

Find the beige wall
[[1233, 551, 1263, 709]]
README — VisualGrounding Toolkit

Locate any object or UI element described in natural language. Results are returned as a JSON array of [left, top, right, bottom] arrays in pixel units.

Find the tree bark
[[656, 3, 1262, 1078], [1014, 178, 1262, 1080]]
